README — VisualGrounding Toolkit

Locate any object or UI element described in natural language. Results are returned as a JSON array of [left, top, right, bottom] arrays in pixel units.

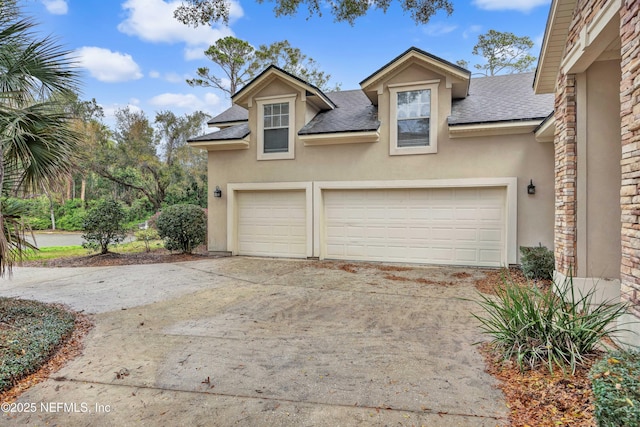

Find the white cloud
[[148, 70, 187, 83], [204, 93, 221, 106], [149, 92, 222, 110], [184, 46, 207, 60], [149, 93, 204, 109], [75, 47, 143, 83], [42, 0, 68, 14], [163, 72, 186, 84], [463, 25, 483, 40], [423, 22, 458, 36], [118, 0, 240, 59], [472, 0, 550, 12]]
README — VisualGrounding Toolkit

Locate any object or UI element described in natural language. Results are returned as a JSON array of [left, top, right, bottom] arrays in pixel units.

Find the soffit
[[534, 0, 577, 94]]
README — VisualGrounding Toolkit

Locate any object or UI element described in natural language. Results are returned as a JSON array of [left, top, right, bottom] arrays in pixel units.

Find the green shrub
[[156, 204, 206, 254], [590, 351, 640, 427], [81, 199, 128, 254], [134, 228, 160, 252], [27, 216, 52, 230], [56, 209, 86, 231], [473, 274, 628, 374], [520, 245, 555, 280], [0, 298, 75, 393]]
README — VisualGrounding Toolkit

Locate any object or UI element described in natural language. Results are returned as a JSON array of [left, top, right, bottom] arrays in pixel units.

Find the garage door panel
[[236, 190, 307, 258], [480, 249, 502, 263], [323, 188, 506, 267]]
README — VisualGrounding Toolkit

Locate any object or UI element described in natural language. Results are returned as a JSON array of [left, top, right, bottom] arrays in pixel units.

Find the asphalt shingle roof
[[188, 123, 249, 142], [299, 90, 379, 135], [193, 72, 554, 143], [449, 72, 554, 125], [207, 104, 248, 125]]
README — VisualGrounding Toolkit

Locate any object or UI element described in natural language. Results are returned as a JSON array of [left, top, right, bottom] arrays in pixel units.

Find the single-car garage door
[[236, 190, 307, 258], [323, 187, 506, 266]]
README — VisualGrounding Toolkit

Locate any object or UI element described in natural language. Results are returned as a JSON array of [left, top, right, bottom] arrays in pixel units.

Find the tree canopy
[[187, 37, 340, 97], [471, 30, 536, 76], [175, 0, 453, 26]]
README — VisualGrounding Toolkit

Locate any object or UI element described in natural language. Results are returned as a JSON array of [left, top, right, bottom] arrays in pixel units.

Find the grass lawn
[[23, 240, 164, 261]]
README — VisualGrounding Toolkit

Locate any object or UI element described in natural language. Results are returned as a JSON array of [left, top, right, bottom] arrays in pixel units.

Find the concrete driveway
[[0, 257, 507, 426]]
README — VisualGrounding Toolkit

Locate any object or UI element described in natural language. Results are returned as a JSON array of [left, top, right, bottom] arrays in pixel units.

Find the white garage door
[[323, 187, 505, 267], [236, 190, 307, 258]]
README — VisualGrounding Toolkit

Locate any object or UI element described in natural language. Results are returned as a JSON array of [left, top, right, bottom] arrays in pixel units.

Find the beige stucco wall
[[575, 59, 622, 280], [205, 71, 555, 263]]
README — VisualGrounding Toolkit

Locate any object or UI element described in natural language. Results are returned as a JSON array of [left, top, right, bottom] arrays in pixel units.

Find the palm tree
[[0, 1, 81, 275]]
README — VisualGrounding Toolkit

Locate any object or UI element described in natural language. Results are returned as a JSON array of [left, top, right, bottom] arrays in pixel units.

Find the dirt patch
[[473, 267, 549, 295], [382, 273, 454, 286]]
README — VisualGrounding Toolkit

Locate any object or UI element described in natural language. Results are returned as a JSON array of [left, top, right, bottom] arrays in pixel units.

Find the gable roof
[[449, 73, 554, 125], [360, 47, 471, 100], [232, 65, 336, 111]]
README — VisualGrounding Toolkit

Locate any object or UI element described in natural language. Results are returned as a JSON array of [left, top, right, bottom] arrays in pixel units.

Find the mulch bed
[[20, 248, 217, 268]]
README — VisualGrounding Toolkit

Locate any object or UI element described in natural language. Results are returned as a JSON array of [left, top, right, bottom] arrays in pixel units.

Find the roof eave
[[448, 119, 546, 139], [533, 0, 577, 94], [232, 65, 335, 110], [299, 130, 380, 146]]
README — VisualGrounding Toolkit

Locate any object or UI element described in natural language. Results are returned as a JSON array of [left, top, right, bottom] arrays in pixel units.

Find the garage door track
[[1, 257, 508, 426]]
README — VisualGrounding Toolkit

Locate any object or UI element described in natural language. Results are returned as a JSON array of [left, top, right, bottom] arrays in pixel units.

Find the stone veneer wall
[[554, 72, 577, 275], [620, 0, 640, 317], [553, 0, 609, 275]]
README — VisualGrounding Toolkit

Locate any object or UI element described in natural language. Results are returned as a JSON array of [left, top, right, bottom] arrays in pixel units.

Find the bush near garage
[[0, 298, 75, 393], [156, 204, 206, 254], [590, 350, 640, 427], [520, 245, 555, 281]]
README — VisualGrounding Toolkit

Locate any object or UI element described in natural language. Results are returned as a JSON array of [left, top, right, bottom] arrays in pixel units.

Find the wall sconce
[[213, 186, 222, 198], [527, 179, 536, 195]]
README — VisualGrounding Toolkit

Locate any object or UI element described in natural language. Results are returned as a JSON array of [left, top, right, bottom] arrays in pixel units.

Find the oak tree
[[175, 0, 453, 26]]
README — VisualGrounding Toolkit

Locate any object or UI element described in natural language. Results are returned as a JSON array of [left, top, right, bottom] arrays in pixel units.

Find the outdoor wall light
[[527, 179, 536, 195], [213, 186, 222, 198]]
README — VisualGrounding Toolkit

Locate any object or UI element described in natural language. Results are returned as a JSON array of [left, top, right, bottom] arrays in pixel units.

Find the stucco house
[[189, 47, 556, 268], [533, 0, 640, 344], [191, 1, 640, 345]]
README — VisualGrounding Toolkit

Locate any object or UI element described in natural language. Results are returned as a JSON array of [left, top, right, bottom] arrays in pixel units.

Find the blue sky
[[23, 0, 552, 126]]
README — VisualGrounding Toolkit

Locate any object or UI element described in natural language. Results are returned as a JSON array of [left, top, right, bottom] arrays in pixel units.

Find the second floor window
[[397, 89, 430, 147], [263, 102, 290, 153]]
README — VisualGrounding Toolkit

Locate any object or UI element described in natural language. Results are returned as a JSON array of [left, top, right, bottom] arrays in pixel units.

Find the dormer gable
[[232, 65, 336, 111], [359, 47, 471, 104]]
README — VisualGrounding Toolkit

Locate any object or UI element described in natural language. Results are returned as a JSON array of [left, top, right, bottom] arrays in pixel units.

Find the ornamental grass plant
[[474, 272, 628, 374]]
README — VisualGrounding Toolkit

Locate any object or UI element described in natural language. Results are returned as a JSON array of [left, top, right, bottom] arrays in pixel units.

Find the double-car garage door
[[234, 185, 507, 267]]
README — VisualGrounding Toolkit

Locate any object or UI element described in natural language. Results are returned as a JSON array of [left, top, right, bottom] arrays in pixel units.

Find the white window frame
[[256, 94, 296, 160], [389, 81, 439, 156]]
